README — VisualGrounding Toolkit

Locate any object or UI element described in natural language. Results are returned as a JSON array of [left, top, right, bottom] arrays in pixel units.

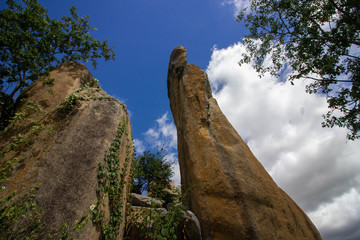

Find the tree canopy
[[0, 0, 115, 128], [132, 149, 175, 202], [237, 0, 360, 140]]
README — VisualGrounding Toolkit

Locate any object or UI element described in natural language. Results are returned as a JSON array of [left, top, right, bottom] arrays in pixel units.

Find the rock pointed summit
[[167, 46, 322, 240]]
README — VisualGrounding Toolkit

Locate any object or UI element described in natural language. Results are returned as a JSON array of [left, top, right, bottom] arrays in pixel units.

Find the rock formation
[[125, 193, 202, 240], [131, 193, 164, 207], [0, 62, 133, 239], [167, 46, 322, 240]]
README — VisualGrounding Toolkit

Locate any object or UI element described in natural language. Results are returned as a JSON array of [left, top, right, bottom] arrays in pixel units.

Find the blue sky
[[2, 1, 360, 240], [0, 0, 245, 137], [19, 0, 245, 139]]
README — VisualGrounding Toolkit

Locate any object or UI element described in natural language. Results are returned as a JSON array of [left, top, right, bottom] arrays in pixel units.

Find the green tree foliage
[[128, 188, 187, 240], [132, 149, 175, 202], [237, 0, 360, 140], [0, 92, 14, 130], [0, 0, 115, 128]]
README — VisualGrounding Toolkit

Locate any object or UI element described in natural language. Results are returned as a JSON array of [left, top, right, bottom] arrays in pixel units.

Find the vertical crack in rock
[[167, 46, 322, 240]]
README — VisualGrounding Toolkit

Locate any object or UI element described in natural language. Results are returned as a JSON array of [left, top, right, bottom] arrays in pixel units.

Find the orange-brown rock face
[[167, 47, 322, 240], [0, 62, 133, 239]]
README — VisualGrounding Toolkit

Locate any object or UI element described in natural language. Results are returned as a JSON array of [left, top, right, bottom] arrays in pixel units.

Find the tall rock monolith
[[167, 46, 322, 240], [0, 62, 133, 239]]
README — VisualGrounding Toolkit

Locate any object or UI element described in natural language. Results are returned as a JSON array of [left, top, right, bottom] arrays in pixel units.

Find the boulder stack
[[125, 193, 202, 240]]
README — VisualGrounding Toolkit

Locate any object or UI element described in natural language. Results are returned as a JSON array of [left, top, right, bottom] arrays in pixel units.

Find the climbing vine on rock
[[0, 99, 51, 172], [0, 185, 46, 239], [56, 78, 120, 118], [93, 119, 132, 240]]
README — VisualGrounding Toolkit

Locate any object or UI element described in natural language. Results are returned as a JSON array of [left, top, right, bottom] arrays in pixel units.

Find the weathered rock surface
[[131, 193, 164, 207], [0, 62, 133, 239], [167, 46, 322, 240]]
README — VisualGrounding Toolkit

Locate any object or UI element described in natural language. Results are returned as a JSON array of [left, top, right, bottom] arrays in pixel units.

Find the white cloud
[[206, 42, 360, 240], [221, 0, 251, 16], [133, 138, 146, 154], [171, 161, 181, 186], [136, 42, 360, 239], [165, 152, 181, 186], [308, 188, 360, 240], [144, 112, 177, 150], [139, 112, 180, 185]]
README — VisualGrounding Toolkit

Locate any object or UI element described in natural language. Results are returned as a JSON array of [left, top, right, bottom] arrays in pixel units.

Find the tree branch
[[303, 75, 354, 83], [276, 9, 301, 40], [329, 0, 360, 30], [9, 76, 28, 99]]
